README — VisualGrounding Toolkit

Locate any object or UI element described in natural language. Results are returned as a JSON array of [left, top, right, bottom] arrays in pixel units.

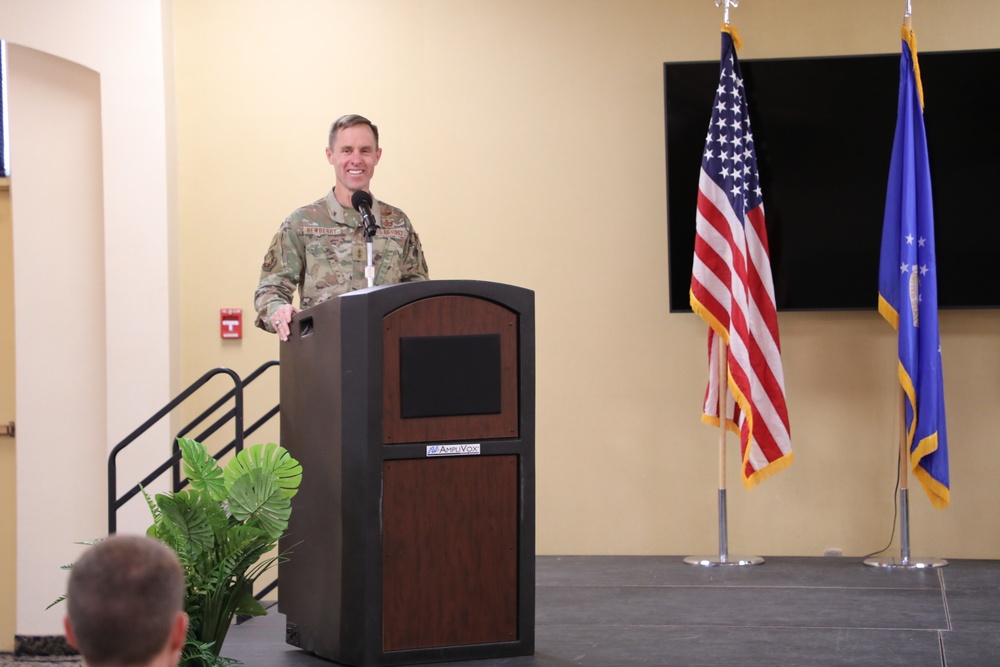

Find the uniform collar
[[327, 188, 380, 229]]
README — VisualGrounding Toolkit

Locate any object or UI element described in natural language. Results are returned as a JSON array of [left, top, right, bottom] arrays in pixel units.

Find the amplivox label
[[426, 443, 481, 457]]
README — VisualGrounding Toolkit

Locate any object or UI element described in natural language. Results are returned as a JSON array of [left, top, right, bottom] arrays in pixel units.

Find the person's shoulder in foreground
[[64, 534, 188, 667]]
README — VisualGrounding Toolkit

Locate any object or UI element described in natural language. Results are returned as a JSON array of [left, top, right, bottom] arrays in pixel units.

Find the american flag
[[877, 26, 949, 509], [689, 28, 793, 488]]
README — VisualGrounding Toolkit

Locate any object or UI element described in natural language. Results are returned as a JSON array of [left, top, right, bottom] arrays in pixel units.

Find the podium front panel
[[382, 456, 518, 651], [382, 295, 519, 444]]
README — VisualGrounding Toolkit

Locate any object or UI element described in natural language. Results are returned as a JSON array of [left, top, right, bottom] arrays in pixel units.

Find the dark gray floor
[[220, 556, 1000, 667]]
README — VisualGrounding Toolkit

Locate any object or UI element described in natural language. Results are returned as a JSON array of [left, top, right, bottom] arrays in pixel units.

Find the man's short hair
[[66, 535, 185, 666], [328, 114, 380, 149]]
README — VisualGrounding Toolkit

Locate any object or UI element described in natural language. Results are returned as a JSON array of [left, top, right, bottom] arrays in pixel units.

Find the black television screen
[[664, 48, 1000, 312]]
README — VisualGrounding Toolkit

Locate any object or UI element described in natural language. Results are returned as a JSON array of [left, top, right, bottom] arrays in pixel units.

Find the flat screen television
[[664, 48, 1000, 312]]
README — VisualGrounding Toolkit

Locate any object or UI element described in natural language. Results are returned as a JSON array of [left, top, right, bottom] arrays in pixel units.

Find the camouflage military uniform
[[254, 189, 429, 332]]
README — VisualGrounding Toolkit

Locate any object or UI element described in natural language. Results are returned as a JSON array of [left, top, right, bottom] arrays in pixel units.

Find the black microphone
[[351, 190, 378, 239]]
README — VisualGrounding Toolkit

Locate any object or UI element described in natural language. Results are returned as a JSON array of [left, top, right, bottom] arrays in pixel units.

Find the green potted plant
[[144, 437, 302, 667]]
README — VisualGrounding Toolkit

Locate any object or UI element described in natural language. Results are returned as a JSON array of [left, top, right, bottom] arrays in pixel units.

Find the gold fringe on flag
[[722, 24, 743, 51], [901, 25, 925, 109]]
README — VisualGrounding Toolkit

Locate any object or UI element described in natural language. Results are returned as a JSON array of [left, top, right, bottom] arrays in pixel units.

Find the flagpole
[[864, 388, 946, 568], [865, 0, 946, 570], [684, 0, 764, 569], [685, 337, 763, 567], [898, 388, 910, 564], [718, 336, 728, 560]]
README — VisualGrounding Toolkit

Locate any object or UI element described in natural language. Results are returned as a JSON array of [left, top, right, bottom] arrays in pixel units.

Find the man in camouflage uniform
[[255, 114, 429, 340]]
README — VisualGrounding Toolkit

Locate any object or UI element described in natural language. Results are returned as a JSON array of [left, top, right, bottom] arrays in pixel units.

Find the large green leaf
[[224, 442, 302, 499], [232, 588, 267, 617], [178, 437, 227, 502], [227, 468, 292, 539], [215, 524, 272, 576], [155, 490, 225, 556]]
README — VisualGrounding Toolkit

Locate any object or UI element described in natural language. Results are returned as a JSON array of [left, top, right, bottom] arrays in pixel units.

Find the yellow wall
[[173, 0, 1000, 559]]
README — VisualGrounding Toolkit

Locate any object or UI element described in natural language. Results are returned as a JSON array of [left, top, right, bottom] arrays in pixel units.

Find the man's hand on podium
[[271, 304, 300, 342]]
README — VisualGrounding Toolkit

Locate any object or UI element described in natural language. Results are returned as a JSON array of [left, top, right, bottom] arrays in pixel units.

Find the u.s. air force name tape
[[426, 443, 481, 457]]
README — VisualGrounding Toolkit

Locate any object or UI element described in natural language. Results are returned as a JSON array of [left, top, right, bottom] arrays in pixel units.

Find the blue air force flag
[[877, 26, 949, 509]]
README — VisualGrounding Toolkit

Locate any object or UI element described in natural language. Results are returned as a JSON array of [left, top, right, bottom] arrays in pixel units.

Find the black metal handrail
[[170, 360, 280, 491], [107, 362, 280, 534]]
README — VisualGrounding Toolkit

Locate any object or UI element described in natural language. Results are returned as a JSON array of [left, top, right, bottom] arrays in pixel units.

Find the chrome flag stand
[[685, 337, 763, 567], [863, 390, 946, 570]]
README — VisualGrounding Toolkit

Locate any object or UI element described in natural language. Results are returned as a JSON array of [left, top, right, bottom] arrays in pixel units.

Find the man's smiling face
[[326, 123, 382, 201]]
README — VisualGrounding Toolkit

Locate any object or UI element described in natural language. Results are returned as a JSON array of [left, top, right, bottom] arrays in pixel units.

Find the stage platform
[[216, 555, 1000, 666]]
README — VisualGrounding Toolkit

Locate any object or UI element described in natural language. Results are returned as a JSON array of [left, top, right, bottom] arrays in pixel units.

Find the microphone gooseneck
[[351, 190, 378, 239], [351, 190, 378, 287]]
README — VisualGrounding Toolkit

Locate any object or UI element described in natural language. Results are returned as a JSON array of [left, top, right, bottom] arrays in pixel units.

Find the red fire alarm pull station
[[221, 308, 242, 339]]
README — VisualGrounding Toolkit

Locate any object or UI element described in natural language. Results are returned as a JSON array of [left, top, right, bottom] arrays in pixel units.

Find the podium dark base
[[283, 455, 533, 666], [287, 631, 532, 667], [279, 455, 534, 666], [382, 457, 518, 651]]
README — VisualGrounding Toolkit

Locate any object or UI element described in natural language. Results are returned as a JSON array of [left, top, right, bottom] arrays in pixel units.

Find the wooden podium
[[277, 280, 535, 666]]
